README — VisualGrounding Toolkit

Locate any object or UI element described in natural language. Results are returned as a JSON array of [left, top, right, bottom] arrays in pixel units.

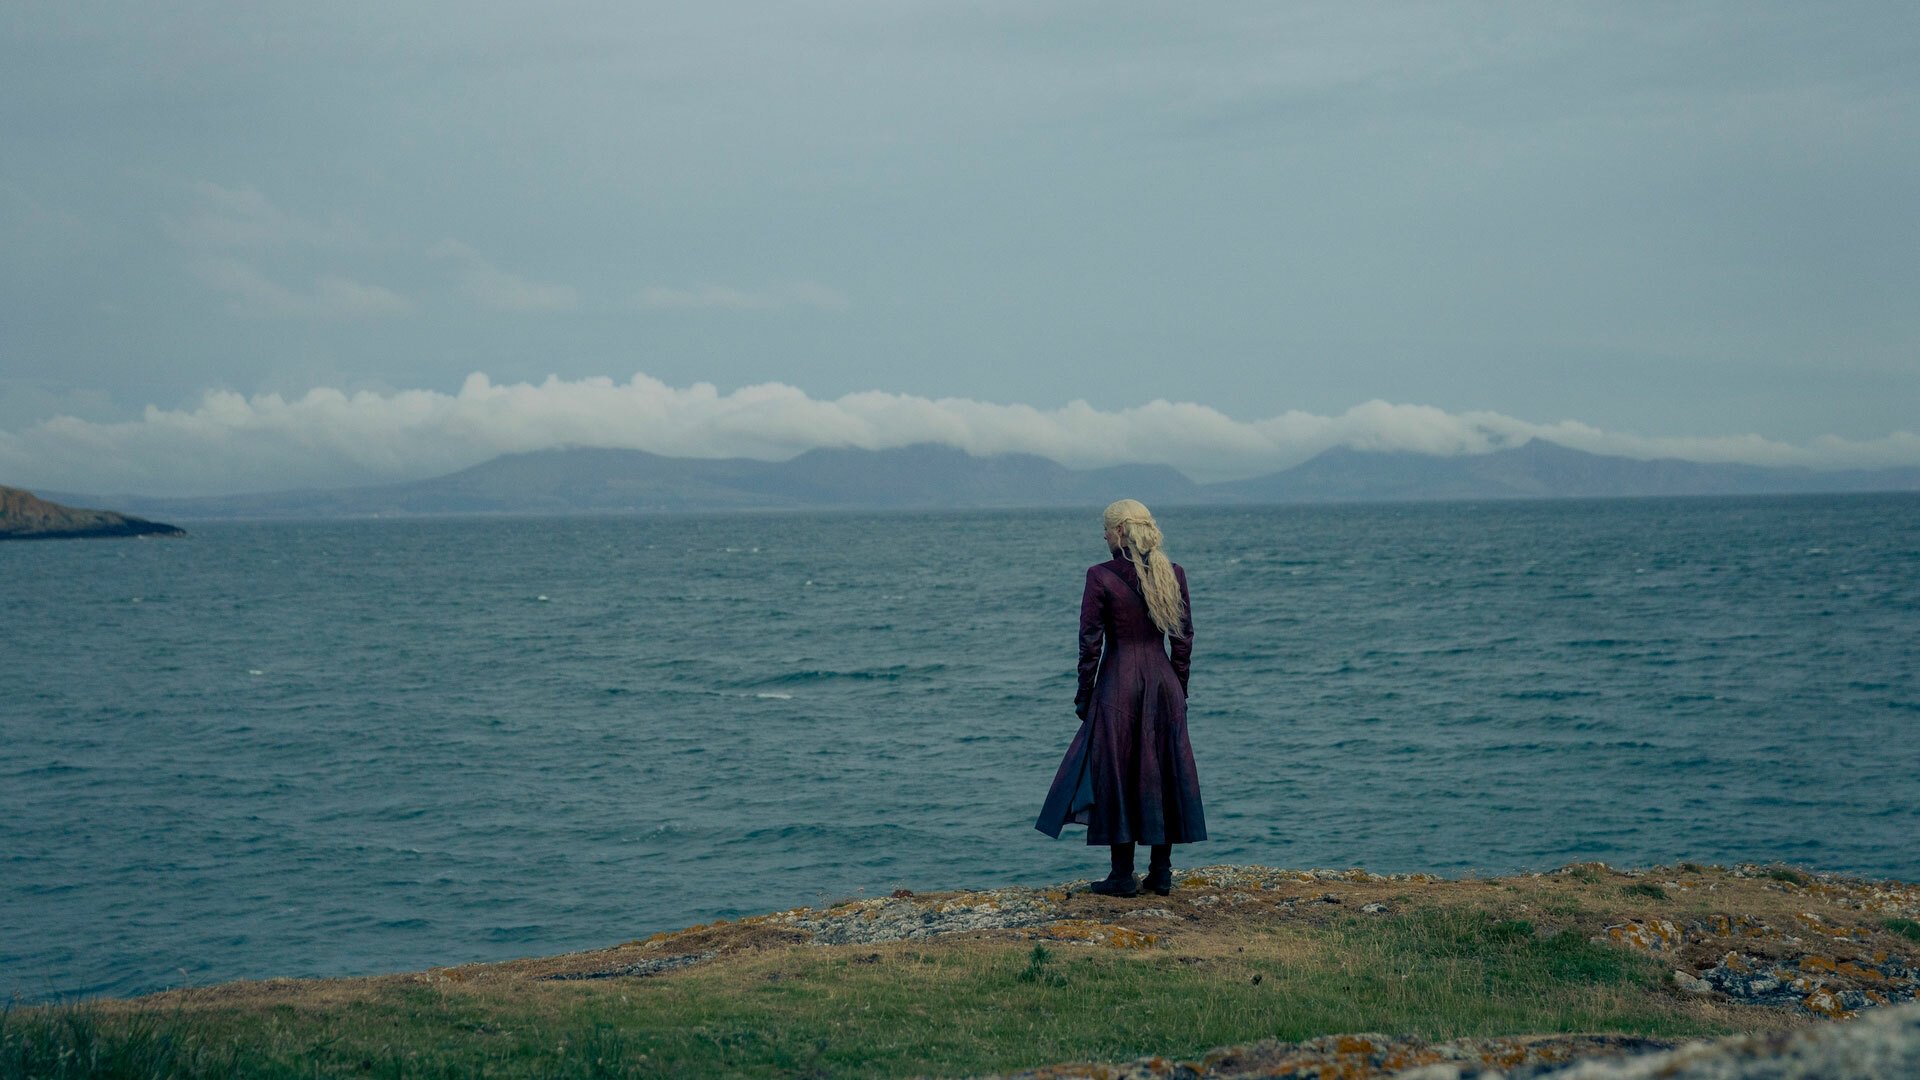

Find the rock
[[1673, 969, 1715, 995], [999, 1033, 1679, 1080], [1602, 919, 1683, 951], [766, 888, 1061, 945], [1362, 902, 1392, 915], [1482, 999, 1920, 1078], [1700, 950, 1919, 1015], [999, 1007, 1920, 1078], [539, 950, 715, 980]]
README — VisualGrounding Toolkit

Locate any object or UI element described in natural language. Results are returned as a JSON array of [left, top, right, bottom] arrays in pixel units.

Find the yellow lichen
[[1801, 987, 1854, 1018], [1606, 919, 1682, 950]]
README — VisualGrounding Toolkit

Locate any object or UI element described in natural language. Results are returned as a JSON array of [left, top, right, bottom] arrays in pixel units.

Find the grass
[[3, 903, 1743, 1080], [1621, 882, 1668, 901], [1887, 918, 1920, 945], [1013, 944, 1066, 987], [0, 1005, 243, 1080]]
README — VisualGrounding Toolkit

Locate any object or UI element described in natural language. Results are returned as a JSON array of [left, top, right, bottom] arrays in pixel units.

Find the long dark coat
[[1035, 555, 1207, 845]]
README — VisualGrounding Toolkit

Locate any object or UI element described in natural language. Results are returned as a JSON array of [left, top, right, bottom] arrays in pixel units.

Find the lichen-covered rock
[[1698, 950, 1919, 1017], [1436, 999, 1920, 1079], [999, 1006, 1920, 1079], [1602, 919, 1683, 951], [1673, 969, 1714, 995], [1701, 951, 1804, 1008], [765, 887, 1063, 945], [538, 950, 716, 981], [997, 1032, 1679, 1079], [1728, 865, 1920, 922]]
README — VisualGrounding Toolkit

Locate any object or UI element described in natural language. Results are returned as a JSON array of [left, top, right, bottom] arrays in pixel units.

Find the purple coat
[[1035, 556, 1207, 845]]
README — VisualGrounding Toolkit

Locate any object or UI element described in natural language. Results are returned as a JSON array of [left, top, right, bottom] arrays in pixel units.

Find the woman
[[1036, 499, 1206, 897]]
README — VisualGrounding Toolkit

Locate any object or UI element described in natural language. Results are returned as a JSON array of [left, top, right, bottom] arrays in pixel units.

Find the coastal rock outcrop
[[0, 485, 185, 540], [94, 861, 1917, 1079], [1411, 1000, 1920, 1079], [999, 1005, 1920, 1079], [1591, 868, 1920, 1019], [556, 863, 1919, 1018]]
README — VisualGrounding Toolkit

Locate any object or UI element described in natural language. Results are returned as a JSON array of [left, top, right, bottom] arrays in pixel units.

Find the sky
[[1, 2, 1916, 495]]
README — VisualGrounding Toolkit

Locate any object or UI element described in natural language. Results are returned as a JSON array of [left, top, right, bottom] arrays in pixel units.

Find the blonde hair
[[1103, 499, 1186, 637]]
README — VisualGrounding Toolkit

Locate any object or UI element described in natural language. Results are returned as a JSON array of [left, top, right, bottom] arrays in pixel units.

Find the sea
[[4, 496, 1917, 1001]]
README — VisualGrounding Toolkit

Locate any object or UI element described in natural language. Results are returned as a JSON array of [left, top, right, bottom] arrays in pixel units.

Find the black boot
[[1144, 844, 1173, 895], [1088, 842, 1138, 897]]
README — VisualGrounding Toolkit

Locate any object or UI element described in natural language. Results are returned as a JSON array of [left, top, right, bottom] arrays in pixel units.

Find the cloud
[[189, 256, 412, 319], [170, 190, 580, 315], [165, 182, 371, 250], [167, 184, 409, 318], [637, 281, 849, 311], [3, 372, 1916, 497], [430, 240, 579, 312]]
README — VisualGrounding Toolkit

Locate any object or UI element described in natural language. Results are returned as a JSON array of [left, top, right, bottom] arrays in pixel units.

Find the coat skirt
[[1036, 557, 1207, 845]]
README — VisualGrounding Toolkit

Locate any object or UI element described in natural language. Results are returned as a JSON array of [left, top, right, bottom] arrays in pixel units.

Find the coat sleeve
[[1169, 564, 1194, 695], [1074, 567, 1105, 719]]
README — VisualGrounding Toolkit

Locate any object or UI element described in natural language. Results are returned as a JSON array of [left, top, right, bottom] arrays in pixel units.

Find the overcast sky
[[2, 2, 1916, 494]]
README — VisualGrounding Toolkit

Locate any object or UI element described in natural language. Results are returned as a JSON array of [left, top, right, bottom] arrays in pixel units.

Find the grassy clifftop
[[6, 863, 1918, 1078]]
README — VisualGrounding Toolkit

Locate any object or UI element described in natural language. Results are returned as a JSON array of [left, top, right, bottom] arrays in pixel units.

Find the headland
[[0, 485, 184, 540], [7, 862, 1918, 1077]]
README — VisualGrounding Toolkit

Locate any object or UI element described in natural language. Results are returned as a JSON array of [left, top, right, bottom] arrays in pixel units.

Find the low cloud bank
[[3, 372, 1915, 497]]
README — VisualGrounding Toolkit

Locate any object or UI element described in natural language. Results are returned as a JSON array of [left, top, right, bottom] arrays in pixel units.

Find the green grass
[[1621, 882, 1668, 901], [2, 908, 1739, 1080], [0, 1005, 244, 1080], [1013, 944, 1067, 987], [1887, 918, 1920, 945]]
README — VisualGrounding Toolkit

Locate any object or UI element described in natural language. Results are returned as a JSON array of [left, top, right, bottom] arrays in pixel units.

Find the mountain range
[[35, 440, 1920, 520]]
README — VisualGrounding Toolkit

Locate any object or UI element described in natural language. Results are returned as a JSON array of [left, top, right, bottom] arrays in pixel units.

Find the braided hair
[[1102, 499, 1186, 636]]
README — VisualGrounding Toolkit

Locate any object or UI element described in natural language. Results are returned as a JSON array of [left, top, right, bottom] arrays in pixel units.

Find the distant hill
[[1212, 440, 1920, 503], [68, 444, 1201, 519], [0, 485, 185, 540], [762, 444, 1199, 509], [50, 440, 1920, 520]]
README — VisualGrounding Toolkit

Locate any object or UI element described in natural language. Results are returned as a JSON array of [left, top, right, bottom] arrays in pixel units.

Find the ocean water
[[3, 496, 1917, 1000]]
